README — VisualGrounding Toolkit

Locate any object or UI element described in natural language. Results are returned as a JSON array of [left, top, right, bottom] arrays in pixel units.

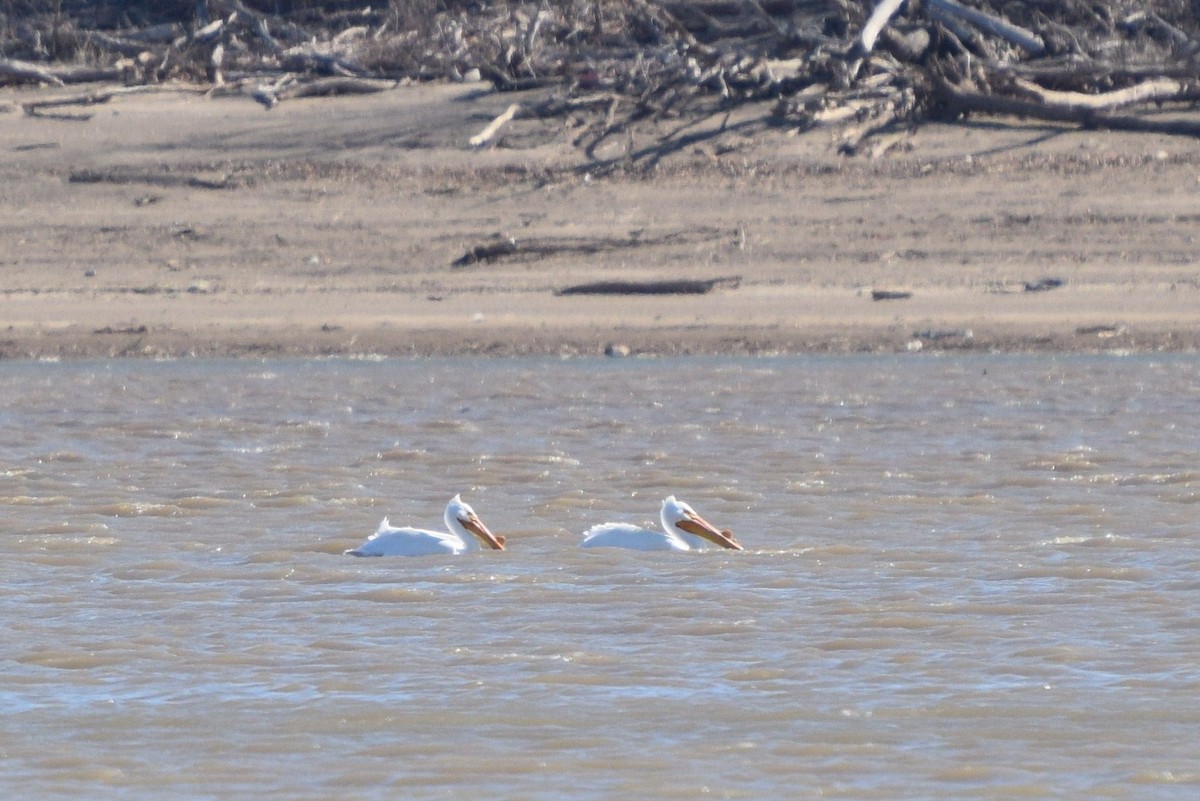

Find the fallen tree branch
[[1, 57, 132, 86], [69, 168, 237, 190], [0, 58, 65, 86], [1010, 76, 1199, 111], [276, 76, 397, 100], [452, 236, 519, 267], [556, 276, 740, 296], [857, 0, 907, 55], [20, 84, 207, 115], [22, 92, 114, 114], [926, 0, 1046, 56], [469, 103, 521, 147], [452, 229, 729, 267], [936, 79, 1200, 137]]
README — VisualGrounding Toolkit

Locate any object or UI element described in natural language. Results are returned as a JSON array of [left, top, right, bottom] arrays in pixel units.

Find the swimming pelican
[[345, 495, 505, 556], [580, 496, 743, 551]]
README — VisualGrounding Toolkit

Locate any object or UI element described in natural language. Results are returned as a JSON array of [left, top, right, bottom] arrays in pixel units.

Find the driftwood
[[1024, 278, 1065, 293], [1, 1, 1198, 152], [925, 0, 1046, 57], [1076, 324, 1125, 337], [857, 0, 907, 56], [935, 80, 1200, 139], [69, 168, 236, 190], [94, 325, 149, 335], [557, 277, 740, 296], [452, 236, 519, 267], [452, 228, 728, 267], [22, 92, 115, 114], [914, 328, 974, 342], [1010, 77, 1197, 112], [871, 289, 913, 301], [277, 77, 397, 100], [1, 59, 129, 86], [18, 84, 208, 121], [469, 103, 522, 148], [0, 58, 65, 86]]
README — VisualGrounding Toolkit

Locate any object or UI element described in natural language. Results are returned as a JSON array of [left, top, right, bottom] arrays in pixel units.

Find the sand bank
[[3, 83, 1200, 358]]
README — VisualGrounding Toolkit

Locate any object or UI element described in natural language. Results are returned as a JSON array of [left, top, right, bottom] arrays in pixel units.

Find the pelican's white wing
[[345, 518, 468, 557], [580, 523, 690, 551]]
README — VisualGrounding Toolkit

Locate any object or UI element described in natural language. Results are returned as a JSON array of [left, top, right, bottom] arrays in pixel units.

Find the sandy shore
[[3, 82, 1200, 359]]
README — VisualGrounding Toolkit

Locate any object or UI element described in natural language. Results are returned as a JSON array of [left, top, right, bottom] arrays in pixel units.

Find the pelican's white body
[[580, 496, 738, 551], [345, 495, 500, 556], [580, 522, 696, 551]]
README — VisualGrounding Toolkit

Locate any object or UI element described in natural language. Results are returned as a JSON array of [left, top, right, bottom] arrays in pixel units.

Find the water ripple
[[1, 355, 1199, 799]]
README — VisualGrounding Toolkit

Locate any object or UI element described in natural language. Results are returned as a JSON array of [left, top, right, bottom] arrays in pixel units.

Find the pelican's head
[[446, 494, 506, 550], [661, 495, 743, 550]]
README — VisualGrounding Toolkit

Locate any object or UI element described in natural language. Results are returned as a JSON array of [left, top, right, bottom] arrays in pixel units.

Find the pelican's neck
[[658, 504, 695, 550], [444, 506, 480, 550]]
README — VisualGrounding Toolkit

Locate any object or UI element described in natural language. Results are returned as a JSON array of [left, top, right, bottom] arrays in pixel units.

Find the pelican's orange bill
[[462, 514, 506, 550], [677, 514, 743, 550]]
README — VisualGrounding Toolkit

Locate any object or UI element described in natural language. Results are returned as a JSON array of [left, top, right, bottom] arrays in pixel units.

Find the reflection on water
[[2, 355, 1199, 799]]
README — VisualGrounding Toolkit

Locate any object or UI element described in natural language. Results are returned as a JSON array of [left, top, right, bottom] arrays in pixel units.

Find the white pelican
[[580, 496, 743, 552], [345, 495, 505, 556]]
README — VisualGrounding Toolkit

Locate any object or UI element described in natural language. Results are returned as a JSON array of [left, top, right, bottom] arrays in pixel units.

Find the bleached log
[[21, 84, 208, 116], [43, 64, 127, 84], [1011, 77, 1196, 111], [0, 58, 65, 87], [858, 0, 907, 55], [88, 31, 158, 57], [209, 43, 226, 86], [926, 0, 1045, 56], [281, 47, 367, 77], [469, 103, 522, 147], [192, 18, 226, 45], [811, 97, 882, 125], [1007, 61, 1200, 88], [277, 77, 396, 100], [936, 80, 1200, 137], [22, 92, 113, 114], [812, 104, 861, 125], [1121, 11, 1190, 48]]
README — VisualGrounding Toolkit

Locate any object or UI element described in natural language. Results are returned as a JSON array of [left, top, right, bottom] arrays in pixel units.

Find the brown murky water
[[3, 356, 1198, 799]]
